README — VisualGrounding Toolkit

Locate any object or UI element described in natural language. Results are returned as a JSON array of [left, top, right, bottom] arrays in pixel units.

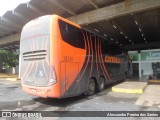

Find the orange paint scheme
[[57, 16, 86, 96], [21, 14, 128, 98], [21, 15, 86, 98]]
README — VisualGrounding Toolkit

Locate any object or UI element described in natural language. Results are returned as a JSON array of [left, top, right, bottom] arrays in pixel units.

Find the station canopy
[[0, 0, 160, 51]]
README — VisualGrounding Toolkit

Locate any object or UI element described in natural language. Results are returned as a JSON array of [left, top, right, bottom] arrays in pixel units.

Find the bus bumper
[[21, 83, 59, 98]]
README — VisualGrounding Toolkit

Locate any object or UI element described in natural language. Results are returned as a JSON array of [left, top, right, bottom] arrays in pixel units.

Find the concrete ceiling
[[0, 0, 160, 51]]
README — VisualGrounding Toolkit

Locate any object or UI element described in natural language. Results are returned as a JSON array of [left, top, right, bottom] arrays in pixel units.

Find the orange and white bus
[[20, 15, 129, 98]]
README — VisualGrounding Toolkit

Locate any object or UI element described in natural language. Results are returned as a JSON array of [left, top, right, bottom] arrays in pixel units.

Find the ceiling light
[[113, 25, 117, 29], [4, 47, 9, 49], [94, 29, 99, 32], [120, 32, 123, 34], [14, 45, 19, 47], [135, 21, 138, 25], [104, 34, 107, 37]]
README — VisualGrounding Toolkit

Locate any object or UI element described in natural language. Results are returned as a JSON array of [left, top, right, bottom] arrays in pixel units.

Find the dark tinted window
[[58, 20, 85, 49], [101, 39, 122, 55], [109, 44, 122, 55]]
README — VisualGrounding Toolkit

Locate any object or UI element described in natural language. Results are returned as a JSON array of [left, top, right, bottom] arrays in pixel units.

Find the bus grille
[[23, 50, 47, 61]]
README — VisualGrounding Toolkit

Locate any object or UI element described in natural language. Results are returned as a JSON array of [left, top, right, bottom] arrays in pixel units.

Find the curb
[[0, 78, 20, 81], [112, 87, 144, 94], [112, 82, 147, 94], [148, 80, 160, 83]]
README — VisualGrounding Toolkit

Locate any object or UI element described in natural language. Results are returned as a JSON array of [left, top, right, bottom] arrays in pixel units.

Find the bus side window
[[109, 44, 122, 55], [58, 19, 85, 49], [101, 38, 110, 55]]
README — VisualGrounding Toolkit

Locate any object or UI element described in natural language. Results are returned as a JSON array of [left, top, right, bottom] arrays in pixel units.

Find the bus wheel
[[97, 77, 105, 92], [87, 78, 96, 96]]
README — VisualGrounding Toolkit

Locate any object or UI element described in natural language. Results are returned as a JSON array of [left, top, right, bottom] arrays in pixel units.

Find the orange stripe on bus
[[45, 37, 50, 65], [95, 37, 99, 76], [22, 41, 34, 79], [89, 34, 93, 77], [71, 31, 89, 92], [98, 37, 105, 78], [25, 61, 35, 81], [33, 61, 38, 82], [42, 60, 48, 81], [99, 40, 111, 80]]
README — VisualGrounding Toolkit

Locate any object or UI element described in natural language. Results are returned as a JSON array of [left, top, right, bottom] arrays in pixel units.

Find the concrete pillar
[[0, 54, 3, 72], [139, 53, 142, 78]]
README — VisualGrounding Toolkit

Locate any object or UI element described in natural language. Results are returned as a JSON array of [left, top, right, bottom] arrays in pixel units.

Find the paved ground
[[136, 84, 160, 107], [0, 80, 160, 120]]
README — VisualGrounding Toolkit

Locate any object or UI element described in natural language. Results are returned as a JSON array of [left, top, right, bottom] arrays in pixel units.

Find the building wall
[[129, 49, 160, 79]]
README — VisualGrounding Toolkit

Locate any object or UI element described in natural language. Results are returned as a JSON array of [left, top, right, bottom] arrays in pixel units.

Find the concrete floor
[[0, 80, 160, 120], [136, 84, 160, 107]]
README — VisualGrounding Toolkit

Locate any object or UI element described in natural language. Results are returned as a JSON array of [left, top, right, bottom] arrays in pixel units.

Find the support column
[[0, 54, 3, 72], [139, 53, 142, 78]]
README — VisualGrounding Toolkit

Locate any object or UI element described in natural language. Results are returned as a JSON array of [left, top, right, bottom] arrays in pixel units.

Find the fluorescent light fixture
[[135, 21, 138, 25], [104, 34, 107, 37], [94, 29, 99, 32], [113, 25, 117, 29], [4, 47, 9, 49], [139, 28, 141, 31], [120, 32, 123, 34], [14, 45, 19, 47]]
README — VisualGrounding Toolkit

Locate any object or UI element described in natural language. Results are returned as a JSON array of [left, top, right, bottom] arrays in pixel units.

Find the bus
[[20, 14, 129, 98]]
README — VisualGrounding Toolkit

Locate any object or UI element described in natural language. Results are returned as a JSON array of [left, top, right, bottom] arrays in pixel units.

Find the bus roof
[[55, 14, 81, 29]]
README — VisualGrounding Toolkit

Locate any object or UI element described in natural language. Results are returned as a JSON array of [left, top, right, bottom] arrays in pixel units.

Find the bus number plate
[[31, 88, 37, 93]]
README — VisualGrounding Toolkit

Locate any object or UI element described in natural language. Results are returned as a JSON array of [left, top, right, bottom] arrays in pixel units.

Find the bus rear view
[[20, 15, 129, 99], [20, 15, 60, 98]]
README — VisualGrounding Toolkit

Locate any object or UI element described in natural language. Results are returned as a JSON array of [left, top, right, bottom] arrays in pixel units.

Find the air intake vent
[[23, 50, 47, 61]]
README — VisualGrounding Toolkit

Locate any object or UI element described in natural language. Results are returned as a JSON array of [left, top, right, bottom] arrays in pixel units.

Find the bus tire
[[87, 78, 96, 96], [97, 77, 105, 92]]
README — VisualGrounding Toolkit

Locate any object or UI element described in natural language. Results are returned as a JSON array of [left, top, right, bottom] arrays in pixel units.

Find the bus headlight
[[50, 79, 56, 84], [49, 66, 57, 85]]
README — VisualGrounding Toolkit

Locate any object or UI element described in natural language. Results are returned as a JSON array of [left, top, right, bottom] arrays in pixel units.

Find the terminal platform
[[0, 73, 19, 81], [112, 81, 147, 94], [148, 80, 160, 85], [136, 84, 160, 107]]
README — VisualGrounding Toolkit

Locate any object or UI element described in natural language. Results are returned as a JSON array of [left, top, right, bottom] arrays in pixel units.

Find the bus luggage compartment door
[[60, 62, 79, 97]]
